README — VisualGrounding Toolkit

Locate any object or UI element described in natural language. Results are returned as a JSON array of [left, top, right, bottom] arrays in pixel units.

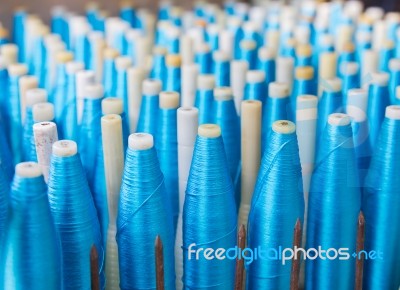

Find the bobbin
[[322, 78, 342, 93], [66, 61, 84, 74], [197, 74, 215, 90], [272, 120, 296, 134], [340, 62, 359, 76], [84, 83, 104, 99], [115, 56, 132, 70], [143, 79, 162, 95], [214, 87, 233, 101], [53, 140, 78, 157], [246, 70, 265, 83], [385, 106, 400, 120], [128, 133, 154, 150], [26, 88, 48, 107], [160, 91, 180, 109], [269, 82, 290, 99], [32, 102, 55, 122], [166, 54, 182, 67], [15, 162, 42, 178], [328, 113, 351, 126], [295, 66, 314, 80], [7, 63, 28, 76], [347, 89, 368, 122], [198, 124, 221, 138], [102, 98, 124, 115], [370, 72, 389, 86]]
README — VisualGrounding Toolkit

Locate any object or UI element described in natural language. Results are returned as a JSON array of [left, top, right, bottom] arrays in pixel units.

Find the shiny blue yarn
[[213, 58, 230, 87], [351, 119, 371, 188], [342, 71, 360, 107], [194, 87, 214, 125], [244, 80, 266, 103], [137, 93, 159, 136], [247, 126, 304, 290], [116, 68, 130, 132], [291, 78, 315, 119], [31, 35, 46, 87], [363, 116, 400, 290], [316, 90, 344, 139], [0, 167, 9, 247], [305, 122, 360, 290], [183, 134, 237, 289], [195, 51, 212, 74], [389, 67, 400, 104], [206, 31, 219, 51], [165, 66, 181, 94], [13, 10, 26, 62], [116, 145, 175, 290], [0, 170, 61, 289], [22, 106, 38, 161], [52, 63, 68, 123], [0, 67, 8, 129], [229, 24, 243, 60], [240, 46, 257, 70], [60, 70, 79, 141], [0, 126, 13, 183], [258, 58, 276, 91], [120, 7, 137, 27], [156, 106, 179, 229], [75, 34, 90, 69], [48, 152, 105, 290], [295, 55, 312, 68], [379, 47, 394, 73], [367, 83, 390, 149], [103, 58, 117, 97], [338, 52, 356, 75], [356, 40, 371, 65], [150, 50, 167, 83]]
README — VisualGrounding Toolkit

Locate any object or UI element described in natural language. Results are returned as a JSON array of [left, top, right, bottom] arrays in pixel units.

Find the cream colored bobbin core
[[198, 124, 221, 138], [347, 89, 368, 122], [128, 133, 154, 150], [104, 47, 120, 59], [115, 56, 132, 70], [389, 59, 400, 71], [269, 82, 290, 98], [296, 44, 312, 57], [66, 61, 84, 74], [328, 113, 351, 126], [1, 44, 18, 59], [240, 39, 256, 50], [214, 87, 233, 100], [160, 91, 180, 109], [153, 46, 167, 55], [166, 54, 182, 67], [258, 46, 275, 60], [197, 74, 215, 90], [385, 106, 400, 120], [296, 66, 314, 80], [26, 88, 48, 107], [342, 42, 355, 52], [195, 42, 210, 54], [102, 98, 124, 115], [15, 162, 42, 178], [323, 78, 342, 92], [383, 39, 395, 49], [272, 120, 296, 134], [143, 79, 162, 95], [246, 70, 265, 83], [20, 75, 38, 88], [53, 140, 78, 157], [8, 63, 28, 76], [56, 51, 74, 63], [0, 27, 9, 38], [33, 102, 54, 122], [370, 72, 389, 86], [213, 50, 229, 62], [84, 83, 104, 99], [341, 62, 359, 75]]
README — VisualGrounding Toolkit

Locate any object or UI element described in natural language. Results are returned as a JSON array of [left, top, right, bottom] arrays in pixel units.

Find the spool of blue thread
[[87, 31, 104, 78], [355, 31, 372, 64], [137, 79, 162, 136], [367, 72, 391, 149], [103, 47, 119, 97], [31, 27, 47, 87], [195, 43, 212, 74], [73, 24, 91, 69], [50, 6, 69, 47], [0, 124, 13, 184], [226, 16, 244, 60], [258, 46, 276, 93], [48, 140, 105, 289], [244, 70, 266, 103], [206, 24, 220, 51], [281, 37, 297, 59], [183, 124, 237, 289], [150, 46, 167, 83], [115, 56, 132, 132], [0, 165, 9, 247], [341, 62, 360, 106], [337, 43, 356, 75], [247, 120, 304, 290], [165, 25, 180, 54], [239, 39, 257, 69], [157, 91, 180, 230], [165, 54, 182, 93], [0, 162, 61, 289], [0, 59, 9, 128], [120, 1, 137, 27], [379, 40, 395, 73], [313, 34, 334, 75], [195, 74, 215, 124], [363, 105, 400, 289], [306, 113, 361, 290], [317, 78, 344, 139], [242, 21, 262, 49], [12, 7, 26, 62], [117, 133, 175, 290], [213, 50, 230, 87], [389, 59, 400, 104], [291, 66, 315, 118]]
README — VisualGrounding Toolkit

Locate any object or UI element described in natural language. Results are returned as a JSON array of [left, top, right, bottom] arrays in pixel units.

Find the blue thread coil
[[195, 49, 213, 74], [291, 75, 315, 118], [341, 63, 360, 107], [258, 56, 276, 92], [165, 63, 181, 95], [317, 87, 344, 139], [195, 81, 215, 125], [48, 143, 105, 290], [103, 56, 117, 97], [75, 34, 90, 69], [389, 62, 400, 104], [120, 6, 137, 28], [0, 125, 13, 183], [240, 41, 257, 70], [0, 162, 61, 289], [213, 53, 230, 87], [52, 61, 68, 123], [22, 104, 38, 162], [117, 134, 175, 290], [0, 166, 9, 248], [116, 67, 130, 132], [305, 114, 361, 290], [363, 110, 400, 289], [183, 126, 237, 289], [137, 88, 160, 136], [247, 121, 304, 290], [31, 35, 46, 87], [150, 48, 167, 83], [0, 66, 9, 132], [13, 10, 26, 62], [244, 74, 266, 103], [379, 46, 394, 73]]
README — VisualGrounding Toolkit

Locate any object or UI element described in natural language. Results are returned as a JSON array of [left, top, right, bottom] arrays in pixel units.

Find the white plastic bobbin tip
[[166, 54, 182, 67], [341, 62, 359, 76], [8, 63, 28, 76], [66, 61, 84, 74], [84, 83, 104, 99], [52, 140, 78, 157], [102, 98, 123, 115], [297, 94, 318, 106], [197, 74, 215, 90], [213, 50, 229, 62], [385, 105, 400, 120], [103, 47, 119, 59], [56, 51, 74, 63], [26, 88, 48, 107], [296, 44, 312, 57], [258, 46, 275, 60], [323, 78, 342, 92], [128, 133, 154, 150], [328, 113, 351, 126], [272, 120, 296, 134], [296, 66, 314, 79], [15, 162, 42, 178], [246, 70, 265, 83], [348, 88, 367, 100], [32, 102, 54, 122], [33, 121, 57, 132], [198, 124, 221, 138], [370, 72, 389, 86], [115, 56, 132, 70], [195, 42, 210, 54], [160, 91, 180, 109], [214, 87, 233, 100], [269, 82, 289, 98], [153, 46, 167, 55], [239, 39, 256, 50], [389, 59, 400, 71], [143, 79, 162, 95]]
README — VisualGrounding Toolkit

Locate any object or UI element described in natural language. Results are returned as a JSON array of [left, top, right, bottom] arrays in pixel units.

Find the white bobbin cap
[[197, 74, 215, 90], [347, 89, 368, 122], [198, 124, 221, 138], [26, 88, 48, 107], [33, 102, 55, 122], [52, 140, 78, 157], [213, 50, 229, 62], [153, 46, 167, 55], [66, 61, 84, 74], [84, 83, 104, 99], [272, 120, 296, 134], [160, 91, 180, 109], [15, 162, 42, 178], [328, 113, 351, 126], [340, 62, 359, 76], [214, 87, 233, 100], [389, 59, 400, 71], [385, 105, 400, 120], [143, 79, 162, 95], [195, 42, 210, 54], [323, 78, 342, 93], [102, 98, 123, 115], [239, 39, 256, 50], [269, 82, 289, 99], [166, 54, 181, 67], [128, 133, 154, 150], [8, 63, 28, 76], [319, 33, 334, 47], [115, 56, 132, 70], [246, 70, 265, 83], [296, 66, 314, 79], [258, 46, 275, 60], [370, 72, 389, 86], [1, 43, 18, 56]]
